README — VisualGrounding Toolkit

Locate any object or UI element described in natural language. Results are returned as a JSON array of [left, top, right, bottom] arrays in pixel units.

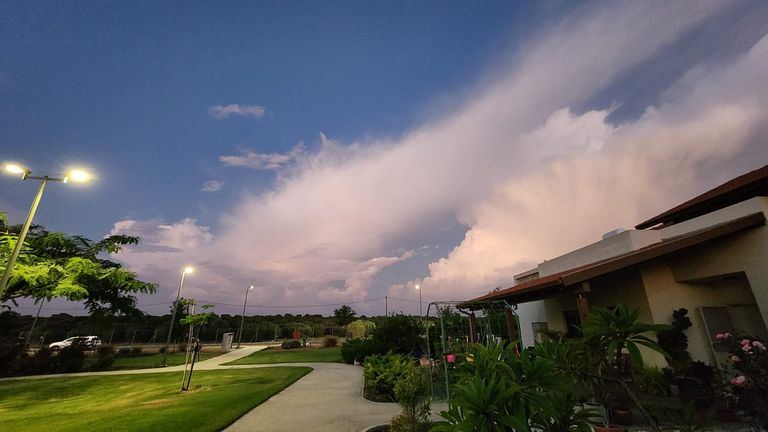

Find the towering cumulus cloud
[[110, 2, 768, 314]]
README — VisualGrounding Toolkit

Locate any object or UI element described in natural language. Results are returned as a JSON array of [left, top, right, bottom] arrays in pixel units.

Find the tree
[[0, 221, 156, 316], [333, 304, 357, 327], [179, 302, 217, 391]]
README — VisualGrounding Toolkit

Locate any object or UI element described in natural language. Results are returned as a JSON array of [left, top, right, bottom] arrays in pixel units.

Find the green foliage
[[347, 319, 376, 339], [391, 366, 432, 432], [0, 223, 156, 316], [581, 304, 670, 375], [90, 345, 116, 371], [341, 338, 368, 364], [321, 335, 338, 348], [436, 340, 584, 432], [281, 340, 303, 349], [656, 308, 693, 373], [333, 304, 357, 326], [369, 314, 424, 357], [718, 332, 768, 427], [364, 353, 413, 402]]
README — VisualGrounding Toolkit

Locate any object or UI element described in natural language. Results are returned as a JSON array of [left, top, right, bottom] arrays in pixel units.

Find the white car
[[48, 336, 102, 351]]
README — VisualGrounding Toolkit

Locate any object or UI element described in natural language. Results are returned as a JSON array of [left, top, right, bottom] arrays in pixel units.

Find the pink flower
[[742, 344, 752, 352], [715, 333, 731, 340], [741, 339, 751, 346], [752, 341, 766, 351], [730, 375, 746, 386], [730, 355, 741, 363]]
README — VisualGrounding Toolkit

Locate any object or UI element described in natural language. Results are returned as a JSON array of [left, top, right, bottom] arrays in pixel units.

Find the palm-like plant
[[581, 304, 670, 375], [580, 305, 671, 431]]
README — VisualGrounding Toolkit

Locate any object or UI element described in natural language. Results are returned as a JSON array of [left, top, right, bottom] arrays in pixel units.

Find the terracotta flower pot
[[592, 424, 625, 432], [611, 407, 633, 426]]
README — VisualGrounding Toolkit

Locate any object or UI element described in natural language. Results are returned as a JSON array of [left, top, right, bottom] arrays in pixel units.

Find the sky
[[1, 1, 767, 317]]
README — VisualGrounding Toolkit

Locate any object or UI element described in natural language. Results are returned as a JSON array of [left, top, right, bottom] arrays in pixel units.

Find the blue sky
[[2, 1, 767, 316]]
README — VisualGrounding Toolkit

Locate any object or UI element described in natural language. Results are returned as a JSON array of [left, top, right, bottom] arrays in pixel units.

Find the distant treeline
[[0, 310, 384, 347]]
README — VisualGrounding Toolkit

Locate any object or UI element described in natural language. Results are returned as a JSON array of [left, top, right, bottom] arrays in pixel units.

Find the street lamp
[[0, 163, 92, 296], [237, 285, 254, 348], [161, 266, 194, 366], [416, 284, 422, 318]]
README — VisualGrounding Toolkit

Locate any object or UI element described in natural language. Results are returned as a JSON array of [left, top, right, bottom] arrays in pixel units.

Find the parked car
[[48, 336, 102, 351]]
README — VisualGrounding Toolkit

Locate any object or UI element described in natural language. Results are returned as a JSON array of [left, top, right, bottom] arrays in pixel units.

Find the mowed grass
[[225, 346, 342, 365], [0, 367, 311, 432], [110, 351, 220, 370]]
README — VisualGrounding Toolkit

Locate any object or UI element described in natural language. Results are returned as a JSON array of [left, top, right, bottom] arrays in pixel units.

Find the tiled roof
[[636, 165, 768, 229]]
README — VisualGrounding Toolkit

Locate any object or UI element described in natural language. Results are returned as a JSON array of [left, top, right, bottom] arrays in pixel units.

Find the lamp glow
[[5, 163, 26, 175], [249, 285, 254, 290], [184, 266, 194, 274], [66, 169, 92, 183]]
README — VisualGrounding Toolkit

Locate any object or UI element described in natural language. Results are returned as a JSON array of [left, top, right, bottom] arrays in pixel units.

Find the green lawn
[[109, 351, 220, 370], [225, 346, 342, 365], [0, 367, 311, 432]]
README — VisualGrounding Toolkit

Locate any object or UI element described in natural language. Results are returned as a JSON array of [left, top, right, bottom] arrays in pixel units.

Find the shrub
[[391, 365, 431, 432], [364, 353, 413, 402], [281, 339, 303, 349], [369, 315, 424, 357], [321, 335, 338, 348], [341, 339, 362, 364], [56, 345, 86, 373], [347, 319, 376, 340], [341, 338, 377, 364], [717, 332, 768, 427], [90, 346, 116, 371], [131, 347, 143, 355]]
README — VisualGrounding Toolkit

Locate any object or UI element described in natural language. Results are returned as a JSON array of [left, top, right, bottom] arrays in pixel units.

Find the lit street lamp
[[416, 284, 422, 317], [0, 163, 92, 297], [237, 285, 254, 348], [161, 266, 194, 366]]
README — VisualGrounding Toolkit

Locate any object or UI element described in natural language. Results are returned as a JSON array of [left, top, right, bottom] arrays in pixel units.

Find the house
[[464, 164, 768, 366]]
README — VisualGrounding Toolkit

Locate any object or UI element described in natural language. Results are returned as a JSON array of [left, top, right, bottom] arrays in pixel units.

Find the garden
[[342, 306, 768, 432]]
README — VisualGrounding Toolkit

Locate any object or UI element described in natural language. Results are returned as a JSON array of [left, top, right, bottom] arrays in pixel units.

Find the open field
[[0, 367, 311, 432], [225, 346, 342, 365]]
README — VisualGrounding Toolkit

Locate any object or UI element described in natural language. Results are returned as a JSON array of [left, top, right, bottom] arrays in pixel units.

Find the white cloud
[[220, 143, 306, 170], [110, 2, 768, 315], [201, 180, 225, 193], [208, 104, 266, 119]]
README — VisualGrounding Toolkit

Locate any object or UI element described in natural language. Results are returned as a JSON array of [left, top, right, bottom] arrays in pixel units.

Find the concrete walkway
[[225, 362, 400, 432]]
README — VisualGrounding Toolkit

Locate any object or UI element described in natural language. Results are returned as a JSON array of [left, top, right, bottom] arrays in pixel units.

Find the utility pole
[[385, 296, 388, 316]]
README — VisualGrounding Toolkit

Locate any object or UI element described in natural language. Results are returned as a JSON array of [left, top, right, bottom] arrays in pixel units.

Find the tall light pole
[[416, 284, 422, 318], [162, 266, 194, 366], [237, 285, 254, 348], [0, 164, 92, 297]]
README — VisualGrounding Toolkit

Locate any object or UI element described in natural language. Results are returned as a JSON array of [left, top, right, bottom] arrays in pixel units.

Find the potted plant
[[580, 304, 671, 432]]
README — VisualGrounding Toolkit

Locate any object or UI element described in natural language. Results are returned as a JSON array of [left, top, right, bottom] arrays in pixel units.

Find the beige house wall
[[639, 261, 758, 365]]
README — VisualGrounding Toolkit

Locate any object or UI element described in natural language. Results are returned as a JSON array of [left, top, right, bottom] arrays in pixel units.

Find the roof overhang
[[462, 212, 766, 306]]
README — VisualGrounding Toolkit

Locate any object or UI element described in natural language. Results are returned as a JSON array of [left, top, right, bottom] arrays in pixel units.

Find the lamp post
[[161, 266, 194, 366], [416, 284, 422, 318], [0, 164, 92, 297], [237, 285, 254, 348]]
